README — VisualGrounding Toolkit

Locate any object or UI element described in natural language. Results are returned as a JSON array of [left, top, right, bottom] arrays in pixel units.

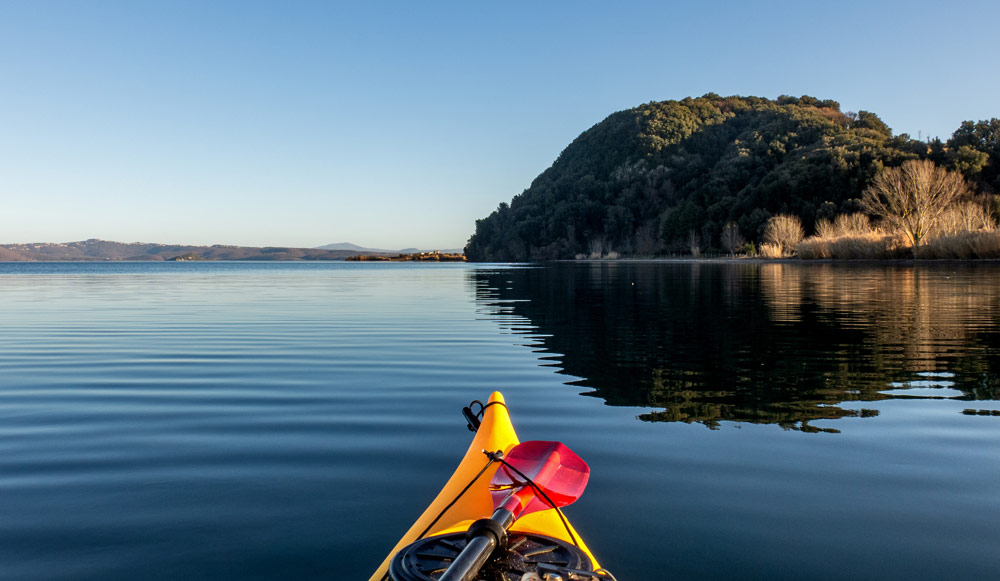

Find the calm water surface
[[1, 261, 999, 580]]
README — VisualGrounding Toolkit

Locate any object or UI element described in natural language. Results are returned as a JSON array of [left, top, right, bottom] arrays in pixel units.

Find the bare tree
[[720, 221, 745, 255], [634, 221, 663, 256], [937, 200, 996, 234], [588, 236, 606, 259], [834, 213, 873, 236], [861, 159, 970, 249], [763, 214, 804, 257], [688, 229, 700, 257]]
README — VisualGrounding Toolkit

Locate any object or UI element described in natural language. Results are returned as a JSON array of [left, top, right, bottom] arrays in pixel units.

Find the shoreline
[[551, 256, 1000, 265]]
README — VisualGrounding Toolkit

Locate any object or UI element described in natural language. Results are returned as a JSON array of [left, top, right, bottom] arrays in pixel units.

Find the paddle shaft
[[438, 508, 514, 581]]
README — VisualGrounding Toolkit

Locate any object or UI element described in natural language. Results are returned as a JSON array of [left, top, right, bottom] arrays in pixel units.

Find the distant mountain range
[[0, 239, 366, 261], [0, 239, 464, 262], [316, 242, 464, 254]]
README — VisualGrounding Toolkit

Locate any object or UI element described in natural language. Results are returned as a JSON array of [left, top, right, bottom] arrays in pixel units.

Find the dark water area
[[1, 261, 999, 580], [474, 262, 1000, 431]]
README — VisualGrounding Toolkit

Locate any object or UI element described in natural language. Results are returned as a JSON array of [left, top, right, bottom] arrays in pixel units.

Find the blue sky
[[1, 0, 997, 249]]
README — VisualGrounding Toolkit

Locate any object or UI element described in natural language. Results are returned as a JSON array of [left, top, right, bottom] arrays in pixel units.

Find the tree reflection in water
[[472, 262, 1000, 432]]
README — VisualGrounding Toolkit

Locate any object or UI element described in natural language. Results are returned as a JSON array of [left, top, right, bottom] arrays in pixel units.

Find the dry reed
[[759, 242, 784, 258], [915, 231, 1000, 259], [797, 233, 907, 260], [814, 219, 836, 240]]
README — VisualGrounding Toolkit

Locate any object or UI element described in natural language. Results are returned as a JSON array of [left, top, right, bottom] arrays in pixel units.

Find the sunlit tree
[[861, 159, 970, 249], [763, 214, 804, 257]]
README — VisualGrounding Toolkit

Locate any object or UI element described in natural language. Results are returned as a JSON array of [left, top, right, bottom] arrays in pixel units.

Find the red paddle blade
[[489, 440, 590, 519]]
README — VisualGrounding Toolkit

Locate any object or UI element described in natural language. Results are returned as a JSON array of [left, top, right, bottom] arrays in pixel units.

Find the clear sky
[[1, 0, 997, 250]]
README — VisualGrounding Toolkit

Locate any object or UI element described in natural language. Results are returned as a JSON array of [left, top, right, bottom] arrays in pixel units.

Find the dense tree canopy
[[945, 118, 1000, 192], [465, 95, 998, 261]]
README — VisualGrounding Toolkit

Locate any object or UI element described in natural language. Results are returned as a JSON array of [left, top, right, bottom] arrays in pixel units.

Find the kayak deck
[[371, 392, 599, 580]]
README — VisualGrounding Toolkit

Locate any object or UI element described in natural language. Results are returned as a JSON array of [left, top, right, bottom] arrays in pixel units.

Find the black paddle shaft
[[438, 508, 514, 581]]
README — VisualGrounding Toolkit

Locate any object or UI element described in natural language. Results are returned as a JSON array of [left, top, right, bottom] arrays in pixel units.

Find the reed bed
[[798, 213, 908, 259], [914, 230, 1000, 259], [795, 210, 1000, 260], [797, 233, 908, 260]]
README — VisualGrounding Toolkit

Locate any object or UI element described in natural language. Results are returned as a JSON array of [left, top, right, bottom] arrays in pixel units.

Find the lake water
[[1, 261, 999, 580]]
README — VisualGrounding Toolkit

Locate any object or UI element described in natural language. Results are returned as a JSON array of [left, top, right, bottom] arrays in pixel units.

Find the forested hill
[[464, 94, 1000, 261]]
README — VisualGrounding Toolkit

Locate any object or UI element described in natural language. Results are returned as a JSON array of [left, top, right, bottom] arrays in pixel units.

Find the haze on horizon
[[2, 0, 997, 250]]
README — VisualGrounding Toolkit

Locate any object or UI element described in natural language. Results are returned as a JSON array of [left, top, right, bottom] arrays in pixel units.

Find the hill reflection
[[472, 262, 1000, 431]]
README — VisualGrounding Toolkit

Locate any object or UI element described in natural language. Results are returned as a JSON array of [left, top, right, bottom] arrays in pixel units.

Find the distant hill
[[464, 94, 999, 260], [0, 239, 365, 261], [317, 242, 464, 254], [316, 242, 398, 254]]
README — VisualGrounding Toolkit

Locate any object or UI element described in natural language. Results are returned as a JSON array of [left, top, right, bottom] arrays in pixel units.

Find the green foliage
[[465, 96, 997, 261], [947, 118, 1000, 192], [853, 111, 892, 136], [949, 145, 990, 180]]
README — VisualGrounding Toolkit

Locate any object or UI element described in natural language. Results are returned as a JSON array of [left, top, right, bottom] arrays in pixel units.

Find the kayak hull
[[371, 392, 599, 580]]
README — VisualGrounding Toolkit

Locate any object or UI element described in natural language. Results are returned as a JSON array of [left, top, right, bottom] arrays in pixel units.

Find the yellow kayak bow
[[371, 392, 605, 580]]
